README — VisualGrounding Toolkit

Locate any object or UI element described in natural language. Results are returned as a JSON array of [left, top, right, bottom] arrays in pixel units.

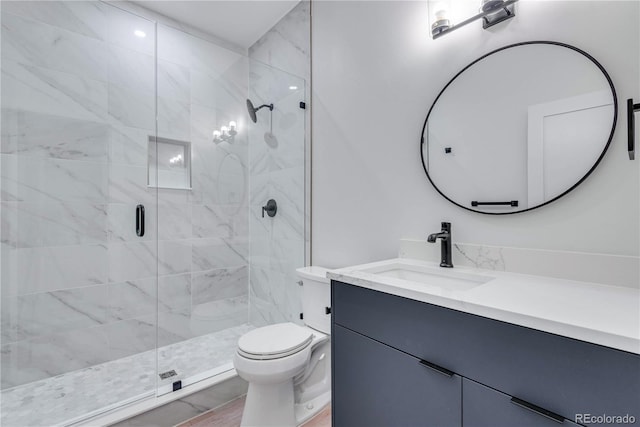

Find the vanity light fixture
[[134, 29, 146, 38], [429, 0, 517, 39], [212, 121, 238, 144], [431, 8, 451, 35]]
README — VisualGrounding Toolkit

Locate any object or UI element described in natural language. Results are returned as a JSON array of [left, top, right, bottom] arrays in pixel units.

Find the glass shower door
[[1, 2, 159, 425], [153, 23, 254, 395], [151, 25, 308, 395]]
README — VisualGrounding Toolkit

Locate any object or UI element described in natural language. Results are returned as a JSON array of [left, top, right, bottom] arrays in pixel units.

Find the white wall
[[311, 0, 640, 268]]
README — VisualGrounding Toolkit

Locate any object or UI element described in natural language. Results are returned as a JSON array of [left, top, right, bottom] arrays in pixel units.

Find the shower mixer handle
[[262, 199, 277, 218]]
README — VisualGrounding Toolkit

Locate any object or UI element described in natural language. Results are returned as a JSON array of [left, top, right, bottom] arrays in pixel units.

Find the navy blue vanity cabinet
[[463, 379, 581, 427], [331, 281, 640, 426], [332, 324, 462, 427]]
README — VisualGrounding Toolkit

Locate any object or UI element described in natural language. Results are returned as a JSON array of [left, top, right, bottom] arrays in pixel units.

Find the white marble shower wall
[[247, 1, 310, 326], [0, 1, 250, 390]]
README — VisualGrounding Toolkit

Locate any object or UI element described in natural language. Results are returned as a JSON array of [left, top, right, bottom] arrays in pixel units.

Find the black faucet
[[427, 222, 453, 268]]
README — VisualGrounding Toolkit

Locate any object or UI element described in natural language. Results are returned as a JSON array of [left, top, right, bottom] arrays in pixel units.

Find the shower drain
[[159, 370, 178, 380]]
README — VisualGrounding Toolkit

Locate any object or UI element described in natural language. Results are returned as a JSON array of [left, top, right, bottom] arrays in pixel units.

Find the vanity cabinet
[[333, 324, 462, 427], [331, 281, 640, 426], [463, 379, 580, 427]]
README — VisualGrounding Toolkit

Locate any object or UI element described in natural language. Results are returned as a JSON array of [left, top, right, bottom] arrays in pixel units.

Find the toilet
[[233, 266, 331, 427]]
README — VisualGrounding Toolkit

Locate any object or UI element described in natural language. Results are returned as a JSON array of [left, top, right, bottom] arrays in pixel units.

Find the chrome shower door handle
[[136, 204, 145, 237]]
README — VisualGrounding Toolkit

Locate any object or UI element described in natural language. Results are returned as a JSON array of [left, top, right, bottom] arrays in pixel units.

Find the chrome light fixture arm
[[432, 0, 518, 39]]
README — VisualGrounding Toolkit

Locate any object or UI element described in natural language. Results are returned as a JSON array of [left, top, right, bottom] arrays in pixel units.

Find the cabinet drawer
[[463, 379, 581, 427], [333, 324, 462, 427], [332, 281, 640, 421]]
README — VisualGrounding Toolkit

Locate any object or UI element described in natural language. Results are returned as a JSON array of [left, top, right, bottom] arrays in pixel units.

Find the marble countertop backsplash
[[399, 239, 639, 289]]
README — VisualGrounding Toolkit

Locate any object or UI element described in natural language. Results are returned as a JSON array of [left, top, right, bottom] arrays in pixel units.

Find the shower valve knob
[[262, 199, 277, 218]]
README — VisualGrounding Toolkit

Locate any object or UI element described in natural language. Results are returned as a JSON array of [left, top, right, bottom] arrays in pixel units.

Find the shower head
[[246, 99, 257, 123], [246, 99, 273, 123]]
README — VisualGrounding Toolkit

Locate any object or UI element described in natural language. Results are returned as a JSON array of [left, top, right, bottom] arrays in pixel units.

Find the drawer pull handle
[[418, 359, 454, 377], [510, 397, 565, 424]]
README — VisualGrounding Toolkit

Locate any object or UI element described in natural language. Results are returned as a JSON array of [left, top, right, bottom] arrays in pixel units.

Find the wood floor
[[301, 404, 331, 427], [176, 396, 331, 427]]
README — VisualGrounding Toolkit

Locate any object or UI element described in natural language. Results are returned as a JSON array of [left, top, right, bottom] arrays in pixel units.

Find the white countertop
[[327, 258, 640, 354]]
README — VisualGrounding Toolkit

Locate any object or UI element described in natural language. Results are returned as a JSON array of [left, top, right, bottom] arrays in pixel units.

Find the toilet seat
[[238, 323, 314, 360]]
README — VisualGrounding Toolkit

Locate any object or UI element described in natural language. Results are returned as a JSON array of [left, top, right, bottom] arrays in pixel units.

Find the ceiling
[[133, 0, 300, 48]]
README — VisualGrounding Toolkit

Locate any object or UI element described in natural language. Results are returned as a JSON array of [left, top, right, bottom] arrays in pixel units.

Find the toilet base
[[294, 390, 331, 425], [241, 380, 296, 427]]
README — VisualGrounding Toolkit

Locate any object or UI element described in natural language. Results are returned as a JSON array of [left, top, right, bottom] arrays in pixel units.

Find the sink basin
[[358, 261, 494, 291]]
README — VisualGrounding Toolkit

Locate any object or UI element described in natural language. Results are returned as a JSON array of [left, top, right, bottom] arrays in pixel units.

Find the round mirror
[[420, 41, 617, 214]]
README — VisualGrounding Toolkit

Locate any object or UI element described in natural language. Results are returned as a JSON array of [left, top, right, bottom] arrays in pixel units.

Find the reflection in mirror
[[421, 42, 616, 214]]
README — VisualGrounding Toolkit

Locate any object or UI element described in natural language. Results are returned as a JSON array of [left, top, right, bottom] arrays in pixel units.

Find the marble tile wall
[[1, 1, 130, 390], [0, 0, 250, 392], [247, 1, 310, 326]]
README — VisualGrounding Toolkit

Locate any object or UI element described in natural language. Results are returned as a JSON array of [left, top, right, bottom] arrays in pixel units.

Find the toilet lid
[[238, 323, 313, 360]]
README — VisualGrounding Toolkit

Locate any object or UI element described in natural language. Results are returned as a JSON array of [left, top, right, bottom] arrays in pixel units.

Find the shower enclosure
[[0, 1, 309, 425]]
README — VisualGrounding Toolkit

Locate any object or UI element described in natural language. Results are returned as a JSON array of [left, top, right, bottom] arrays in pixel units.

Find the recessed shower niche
[[148, 136, 192, 190]]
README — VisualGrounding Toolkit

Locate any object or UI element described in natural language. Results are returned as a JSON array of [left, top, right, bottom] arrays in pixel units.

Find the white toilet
[[233, 266, 331, 427]]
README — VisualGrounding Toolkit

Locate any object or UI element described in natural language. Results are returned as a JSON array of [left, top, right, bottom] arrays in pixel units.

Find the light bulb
[[213, 130, 221, 138], [221, 126, 228, 134], [229, 121, 237, 130], [435, 9, 448, 20], [134, 30, 146, 38], [431, 4, 451, 36]]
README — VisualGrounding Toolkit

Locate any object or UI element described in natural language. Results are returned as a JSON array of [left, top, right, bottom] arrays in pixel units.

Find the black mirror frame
[[420, 40, 618, 215]]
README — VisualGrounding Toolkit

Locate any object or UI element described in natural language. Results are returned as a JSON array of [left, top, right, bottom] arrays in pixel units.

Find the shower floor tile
[[1, 324, 253, 427]]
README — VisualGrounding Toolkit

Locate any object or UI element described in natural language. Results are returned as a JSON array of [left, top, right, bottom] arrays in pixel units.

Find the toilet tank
[[296, 266, 331, 334]]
